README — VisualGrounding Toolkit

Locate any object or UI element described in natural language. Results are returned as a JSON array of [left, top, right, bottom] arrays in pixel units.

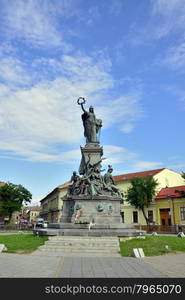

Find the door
[[160, 208, 171, 226]]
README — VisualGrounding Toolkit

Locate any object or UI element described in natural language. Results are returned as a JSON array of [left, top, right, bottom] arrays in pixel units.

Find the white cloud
[[168, 163, 185, 171], [102, 145, 137, 166], [97, 93, 143, 130], [0, 0, 72, 49], [161, 40, 185, 71], [30, 196, 43, 206], [129, 0, 185, 45], [121, 123, 134, 133], [133, 161, 163, 170], [151, 0, 185, 39], [0, 57, 30, 85], [0, 53, 143, 162]]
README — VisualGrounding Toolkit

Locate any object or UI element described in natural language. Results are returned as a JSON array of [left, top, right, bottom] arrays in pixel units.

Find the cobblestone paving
[[145, 253, 185, 278], [0, 252, 165, 278]]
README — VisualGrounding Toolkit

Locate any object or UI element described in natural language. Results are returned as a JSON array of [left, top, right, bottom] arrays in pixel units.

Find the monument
[[36, 97, 145, 236], [61, 97, 123, 226]]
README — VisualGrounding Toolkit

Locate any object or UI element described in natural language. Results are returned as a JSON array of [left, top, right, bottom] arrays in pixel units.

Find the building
[[115, 168, 185, 225], [40, 182, 70, 222], [40, 168, 185, 225], [22, 206, 42, 222], [155, 185, 185, 226]]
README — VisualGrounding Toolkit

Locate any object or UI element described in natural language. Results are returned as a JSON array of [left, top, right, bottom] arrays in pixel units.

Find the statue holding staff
[[77, 97, 102, 144]]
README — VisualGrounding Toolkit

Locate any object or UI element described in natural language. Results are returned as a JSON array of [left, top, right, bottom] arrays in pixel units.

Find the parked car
[[0, 222, 5, 228], [35, 220, 48, 228]]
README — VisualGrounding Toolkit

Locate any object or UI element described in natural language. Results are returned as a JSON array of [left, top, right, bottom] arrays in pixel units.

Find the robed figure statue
[[77, 98, 102, 144]]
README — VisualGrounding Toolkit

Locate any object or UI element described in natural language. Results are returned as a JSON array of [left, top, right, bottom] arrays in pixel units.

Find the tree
[[181, 172, 185, 180], [175, 172, 185, 196], [125, 176, 158, 225], [0, 182, 32, 222]]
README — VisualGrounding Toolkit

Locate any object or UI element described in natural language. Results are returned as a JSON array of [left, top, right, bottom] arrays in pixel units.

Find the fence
[[135, 224, 185, 234]]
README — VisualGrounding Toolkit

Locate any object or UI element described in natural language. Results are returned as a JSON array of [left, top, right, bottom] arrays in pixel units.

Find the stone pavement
[[0, 251, 171, 278], [145, 253, 185, 278], [1, 250, 185, 278]]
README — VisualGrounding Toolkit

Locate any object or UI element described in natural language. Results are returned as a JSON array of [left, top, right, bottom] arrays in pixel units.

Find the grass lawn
[[0, 234, 48, 254], [119, 235, 185, 257]]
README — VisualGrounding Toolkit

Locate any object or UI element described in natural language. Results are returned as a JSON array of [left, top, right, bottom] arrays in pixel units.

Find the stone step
[[32, 251, 121, 257], [45, 241, 118, 247], [38, 247, 119, 253], [39, 244, 118, 250], [38, 236, 120, 254], [48, 236, 118, 241]]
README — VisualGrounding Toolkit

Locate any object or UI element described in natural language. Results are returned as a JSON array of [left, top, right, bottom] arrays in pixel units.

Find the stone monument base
[[61, 195, 123, 224], [34, 195, 146, 237], [34, 222, 146, 237]]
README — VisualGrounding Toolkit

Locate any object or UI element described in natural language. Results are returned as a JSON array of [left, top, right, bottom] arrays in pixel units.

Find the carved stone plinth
[[79, 143, 103, 175], [61, 195, 122, 225]]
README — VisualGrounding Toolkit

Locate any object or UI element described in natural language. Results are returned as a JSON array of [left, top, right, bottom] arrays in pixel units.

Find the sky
[[0, 0, 185, 205]]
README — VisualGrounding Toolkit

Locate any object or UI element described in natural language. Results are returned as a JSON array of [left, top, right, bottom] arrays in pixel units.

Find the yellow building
[[40, 168, 185, 225], [155, 185, 185, 226], [113, 168, 185, 225]]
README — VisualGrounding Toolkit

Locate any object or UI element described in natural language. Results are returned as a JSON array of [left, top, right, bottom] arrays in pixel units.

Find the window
[[121, 211, 124, 223], [180, 207, 185, 221], [148, 210, 153, 223], [133, 211, 138, 223]]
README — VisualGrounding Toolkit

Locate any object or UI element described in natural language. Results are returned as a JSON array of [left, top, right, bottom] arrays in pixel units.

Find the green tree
[[0, 182, 32, 222], [175, 172, 185, 196], [181, 172, 185, 180], [125, 176, 158, 225]]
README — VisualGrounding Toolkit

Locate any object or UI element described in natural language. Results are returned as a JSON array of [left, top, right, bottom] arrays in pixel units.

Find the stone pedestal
[[61, 195, 122, 225], [79, 143, 103, 175]]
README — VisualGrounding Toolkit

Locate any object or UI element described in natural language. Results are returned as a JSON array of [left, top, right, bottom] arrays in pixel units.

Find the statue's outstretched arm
[[81, 103, 86, 113]]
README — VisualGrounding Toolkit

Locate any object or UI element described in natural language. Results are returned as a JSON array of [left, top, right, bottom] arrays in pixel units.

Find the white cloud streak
[[0, 53, 143, 162], [161, 40, 185, 71], [129, 0, 185, 45], [0, 0, 73, 49], [133, 160, 163, 170]]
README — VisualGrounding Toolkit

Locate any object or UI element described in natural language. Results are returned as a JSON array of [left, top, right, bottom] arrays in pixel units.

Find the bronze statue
[[77, 97, 102, 144], [104, 165, 122, 197], [68, 171, 80, 195]]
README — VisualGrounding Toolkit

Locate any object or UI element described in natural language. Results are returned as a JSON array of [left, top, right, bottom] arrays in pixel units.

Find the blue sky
[[0, 0, 185, 204]]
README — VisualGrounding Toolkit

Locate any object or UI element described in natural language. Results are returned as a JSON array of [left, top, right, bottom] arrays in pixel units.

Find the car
[[0, 222, 5, 228], [35, 220, 48, 228], [42, 221, 48, 228]]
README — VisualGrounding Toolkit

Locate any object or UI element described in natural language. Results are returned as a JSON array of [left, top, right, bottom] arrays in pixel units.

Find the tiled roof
[[156, 185, 185, 199], [113, 168, 165, 182]]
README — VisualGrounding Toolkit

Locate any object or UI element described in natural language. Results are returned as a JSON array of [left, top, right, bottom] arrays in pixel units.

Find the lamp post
[[167, 195, 175, 225]]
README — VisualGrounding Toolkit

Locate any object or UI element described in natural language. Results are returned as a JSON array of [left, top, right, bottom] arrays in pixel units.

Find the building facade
[[22, 206, 42, 222], [115, 168, 185, 226], [40, 168, 185, 225], [40, 183, 69, 222], [155, 185, 185, 226]]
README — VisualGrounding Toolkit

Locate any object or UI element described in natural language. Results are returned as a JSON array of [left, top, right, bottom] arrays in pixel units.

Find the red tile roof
[[113, 168, 165, 182], [156, 185, 185, 199]]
